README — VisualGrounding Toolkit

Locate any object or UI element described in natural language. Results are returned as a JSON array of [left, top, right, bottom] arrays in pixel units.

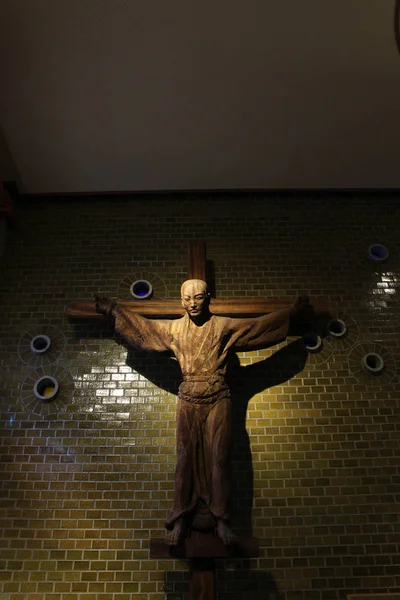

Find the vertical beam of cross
[[187, 241, 207, 282], [150, 534, 259, 600]]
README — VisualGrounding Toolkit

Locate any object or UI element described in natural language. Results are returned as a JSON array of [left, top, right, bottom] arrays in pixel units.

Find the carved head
[[181, 279, 210, 321]]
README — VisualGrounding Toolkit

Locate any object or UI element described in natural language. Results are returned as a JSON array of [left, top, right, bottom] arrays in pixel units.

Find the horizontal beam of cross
[[67, 242, 329, 321], [67, 297, 328, 321]]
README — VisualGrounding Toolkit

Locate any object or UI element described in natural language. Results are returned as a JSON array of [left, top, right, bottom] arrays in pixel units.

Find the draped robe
[[112, 304, 292, 528]]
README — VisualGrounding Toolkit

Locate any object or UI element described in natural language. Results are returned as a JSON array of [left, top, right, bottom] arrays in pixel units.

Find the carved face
[[181, 279, 209, 320]]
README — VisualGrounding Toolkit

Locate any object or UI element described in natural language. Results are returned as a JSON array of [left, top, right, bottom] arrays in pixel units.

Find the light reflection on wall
[[376, 272, 398, 293], [366, 271, 399, 309], [70, 339, 177, 462]]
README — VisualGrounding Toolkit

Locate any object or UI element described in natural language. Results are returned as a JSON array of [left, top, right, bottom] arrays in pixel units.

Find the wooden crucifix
[[67, 241, 328, 600]]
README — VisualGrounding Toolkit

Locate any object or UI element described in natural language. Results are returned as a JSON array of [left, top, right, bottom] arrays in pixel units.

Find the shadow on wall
[[227, 340, 308, 532]]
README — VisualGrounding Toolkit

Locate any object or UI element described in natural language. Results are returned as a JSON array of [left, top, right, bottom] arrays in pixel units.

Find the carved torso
[[113, 305, 292, 404], [170, 314, 229, 378]]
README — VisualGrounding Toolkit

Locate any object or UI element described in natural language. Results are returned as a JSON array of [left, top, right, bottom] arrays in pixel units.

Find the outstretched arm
[[95, 295, 172, 353], [227, 295, 313, 351]]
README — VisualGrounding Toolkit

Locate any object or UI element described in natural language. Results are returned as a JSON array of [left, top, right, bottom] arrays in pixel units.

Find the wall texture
[[0, 195, 399, 600]]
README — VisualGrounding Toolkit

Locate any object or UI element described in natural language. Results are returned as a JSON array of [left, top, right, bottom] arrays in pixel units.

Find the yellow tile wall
[[0, 194, 399, 600]]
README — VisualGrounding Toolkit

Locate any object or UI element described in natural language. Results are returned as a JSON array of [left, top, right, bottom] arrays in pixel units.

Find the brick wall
[[0, 195, 399, 600]]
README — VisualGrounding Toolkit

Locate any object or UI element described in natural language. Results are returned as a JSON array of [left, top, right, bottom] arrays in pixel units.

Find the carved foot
[[165, 518, 186, 546], [216, 519, 237, 546]]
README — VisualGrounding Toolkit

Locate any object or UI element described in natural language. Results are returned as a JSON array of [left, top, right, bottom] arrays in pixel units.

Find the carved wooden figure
[[68, 242, 328, 600], [94, 279, 310, 547]]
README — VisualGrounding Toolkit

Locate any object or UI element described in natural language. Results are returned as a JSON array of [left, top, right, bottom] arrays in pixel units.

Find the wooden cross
[[67, 241, 328, 600], [150, 531, 259, 600], [67, 241, 328, 320]]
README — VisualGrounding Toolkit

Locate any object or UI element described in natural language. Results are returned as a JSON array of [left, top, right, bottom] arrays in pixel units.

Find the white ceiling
[[0, 0, 399, 193]]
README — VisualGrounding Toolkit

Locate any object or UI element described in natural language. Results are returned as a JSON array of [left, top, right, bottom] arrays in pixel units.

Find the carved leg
[[165, 400, 196, 531], [206, 399, 232, 527]]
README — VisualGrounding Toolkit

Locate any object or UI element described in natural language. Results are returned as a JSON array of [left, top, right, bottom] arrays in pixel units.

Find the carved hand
[[94, 295, 116, 317]]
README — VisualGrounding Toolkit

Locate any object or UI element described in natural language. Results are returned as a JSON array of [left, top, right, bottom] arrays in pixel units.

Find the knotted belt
[[179, 374, 230, 405]]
